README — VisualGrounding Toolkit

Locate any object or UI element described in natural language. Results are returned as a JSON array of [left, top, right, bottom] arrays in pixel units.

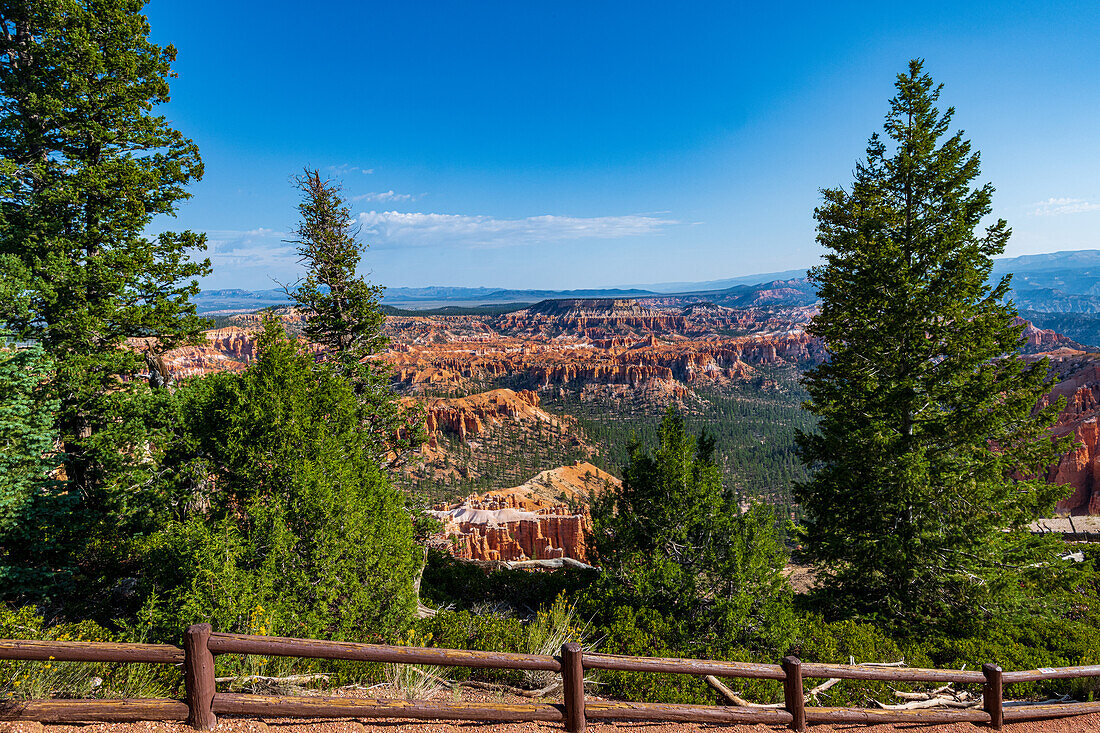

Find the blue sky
[[146, 0, 1100, 291]]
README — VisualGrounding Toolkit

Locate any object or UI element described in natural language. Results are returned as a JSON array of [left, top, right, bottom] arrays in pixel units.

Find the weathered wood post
[[983, 663, 1003, 731], [184, 624, 217, 730], [782, 656, 806, 732], [561, 642, 586, 733]]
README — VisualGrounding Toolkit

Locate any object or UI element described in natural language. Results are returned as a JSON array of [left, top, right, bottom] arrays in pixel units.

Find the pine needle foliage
[[0, 0, 210, 592], [145, 319, 420, 641], [591, 409, 794, 651], [284, 168, 421, 462], [0, 338, 70, 596], [795, 60, 1074, 633]]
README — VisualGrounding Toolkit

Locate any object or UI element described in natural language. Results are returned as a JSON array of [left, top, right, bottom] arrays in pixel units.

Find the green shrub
[[138, 322, 420, 653], [0, 605, 179, 700], [420, 549, 596, 613]]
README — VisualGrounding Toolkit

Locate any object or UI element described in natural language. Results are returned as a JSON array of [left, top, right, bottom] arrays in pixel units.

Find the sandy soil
[[4, 712, 1100, 733]]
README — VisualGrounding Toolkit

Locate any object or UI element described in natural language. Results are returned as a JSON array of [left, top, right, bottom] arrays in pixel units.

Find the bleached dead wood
[[875, 698, 982, 710], [893, 684, 959, 700], [458, 680, 564, 698], [807, 677, 841, 699], [704, 675, 786, 708], [875, 684, 982, 710], [705, 674, 840, 708]]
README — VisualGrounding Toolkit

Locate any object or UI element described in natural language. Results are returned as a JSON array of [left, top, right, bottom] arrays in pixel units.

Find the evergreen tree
[[284, 168, 420, 461], [591, 409, 793, 650], [0, 336, 71, 599], [0, 0, 210, 581], [795, 60, 1072, 631], [145, 320, 419, 639]]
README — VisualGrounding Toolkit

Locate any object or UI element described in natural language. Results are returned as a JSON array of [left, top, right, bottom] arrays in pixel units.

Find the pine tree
[[795, 60, 1072, 631], [591, 409, 793, 649], [0, 0, 210, 583], [285, 168, 421, 462], [0, 336, 71, 600], [146, 319, 419, 639]]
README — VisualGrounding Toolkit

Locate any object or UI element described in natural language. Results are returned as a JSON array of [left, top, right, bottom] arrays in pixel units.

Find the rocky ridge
[[129, 302, 1100, 515], [427, 462, 619, 563]]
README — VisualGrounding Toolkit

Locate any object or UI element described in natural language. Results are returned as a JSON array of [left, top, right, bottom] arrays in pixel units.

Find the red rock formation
[[1040, 362, 1100, 514], [1017, 318, 1089, 353], [429, 462, 619, 563], [411, 388, 548, 442]]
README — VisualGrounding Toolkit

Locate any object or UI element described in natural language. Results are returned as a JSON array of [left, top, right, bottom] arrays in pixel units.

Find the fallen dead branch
[[704, 675, 785, 708], [875, 684, 980, 710], [704, 674, 839, 708], [875, 697, 981, 710], [894, 684, 956, 700], [457, 679, 564, 698], [808, 677, 841, 699]]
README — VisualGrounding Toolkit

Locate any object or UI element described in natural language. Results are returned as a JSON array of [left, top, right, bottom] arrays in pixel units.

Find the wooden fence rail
[[3, 625, 1100, 731]]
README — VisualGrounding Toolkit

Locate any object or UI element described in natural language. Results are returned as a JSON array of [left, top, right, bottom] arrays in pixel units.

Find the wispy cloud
[[1029, 197, 1100, 216], [355, 211, 677, 248], [352, 190, 421, 203], [324, 163, 374, 175], [202, 227, 296, 270]]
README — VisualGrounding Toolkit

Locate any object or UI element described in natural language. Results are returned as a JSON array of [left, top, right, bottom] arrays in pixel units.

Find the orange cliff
[[412, 388, 551, 442], [1041, 361, 1100, 515], [427, 462, 619, 563]]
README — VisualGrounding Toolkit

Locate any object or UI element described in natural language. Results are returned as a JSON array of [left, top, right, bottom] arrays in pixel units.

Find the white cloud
[[324, 164, 374, 175], [202, 228, 296, 269], [1029, 197, 1100, 216], [355, 210, 677, 248], [352, 190, 420, 203]]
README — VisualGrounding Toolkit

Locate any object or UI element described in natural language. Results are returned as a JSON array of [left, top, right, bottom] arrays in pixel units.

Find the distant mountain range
[[193, 250, 1100, 346]]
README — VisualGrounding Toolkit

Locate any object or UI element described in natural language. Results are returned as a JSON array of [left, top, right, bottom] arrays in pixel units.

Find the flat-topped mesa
[[499, 298, 690, 335], [526, 298, 657, 317]]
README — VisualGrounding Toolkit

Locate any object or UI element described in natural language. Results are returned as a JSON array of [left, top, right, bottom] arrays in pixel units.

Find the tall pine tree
[[796, 60, 1072, 631], [285, 168, 420, 462], [0, 1, 209, 592]]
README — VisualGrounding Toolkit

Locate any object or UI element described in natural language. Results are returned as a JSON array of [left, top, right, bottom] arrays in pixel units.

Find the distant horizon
[[193, 247, 1100, 297]]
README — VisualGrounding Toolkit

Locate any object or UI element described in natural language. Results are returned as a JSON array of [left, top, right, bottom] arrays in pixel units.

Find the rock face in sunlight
[[427, 462, 619, 563], [384, 300, 827, 401], [126, 301, 1100, 516], [1017, 318, 1090, 354], [415, 388, 549, 442], [1042, 361, 1100, 515]]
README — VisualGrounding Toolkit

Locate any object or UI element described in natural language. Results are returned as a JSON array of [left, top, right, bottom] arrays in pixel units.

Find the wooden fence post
[[983, 663, 1003, 731], [782, 656, 806, 732], [561, 642, 585, 733], [184, 624, 217, 730]]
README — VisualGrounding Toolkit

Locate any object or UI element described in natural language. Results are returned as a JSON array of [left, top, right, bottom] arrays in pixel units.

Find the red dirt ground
[[4, 713, 1100, 733]]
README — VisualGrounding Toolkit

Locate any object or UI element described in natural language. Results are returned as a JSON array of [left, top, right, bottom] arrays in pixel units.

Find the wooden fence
[[3, 624, 1100, 731]]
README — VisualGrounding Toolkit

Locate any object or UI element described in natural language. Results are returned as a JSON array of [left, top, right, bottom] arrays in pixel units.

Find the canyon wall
[[129, 301, 1100, 516], [1041, 360, 1100, 514], [428, 462, 619, 563]]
